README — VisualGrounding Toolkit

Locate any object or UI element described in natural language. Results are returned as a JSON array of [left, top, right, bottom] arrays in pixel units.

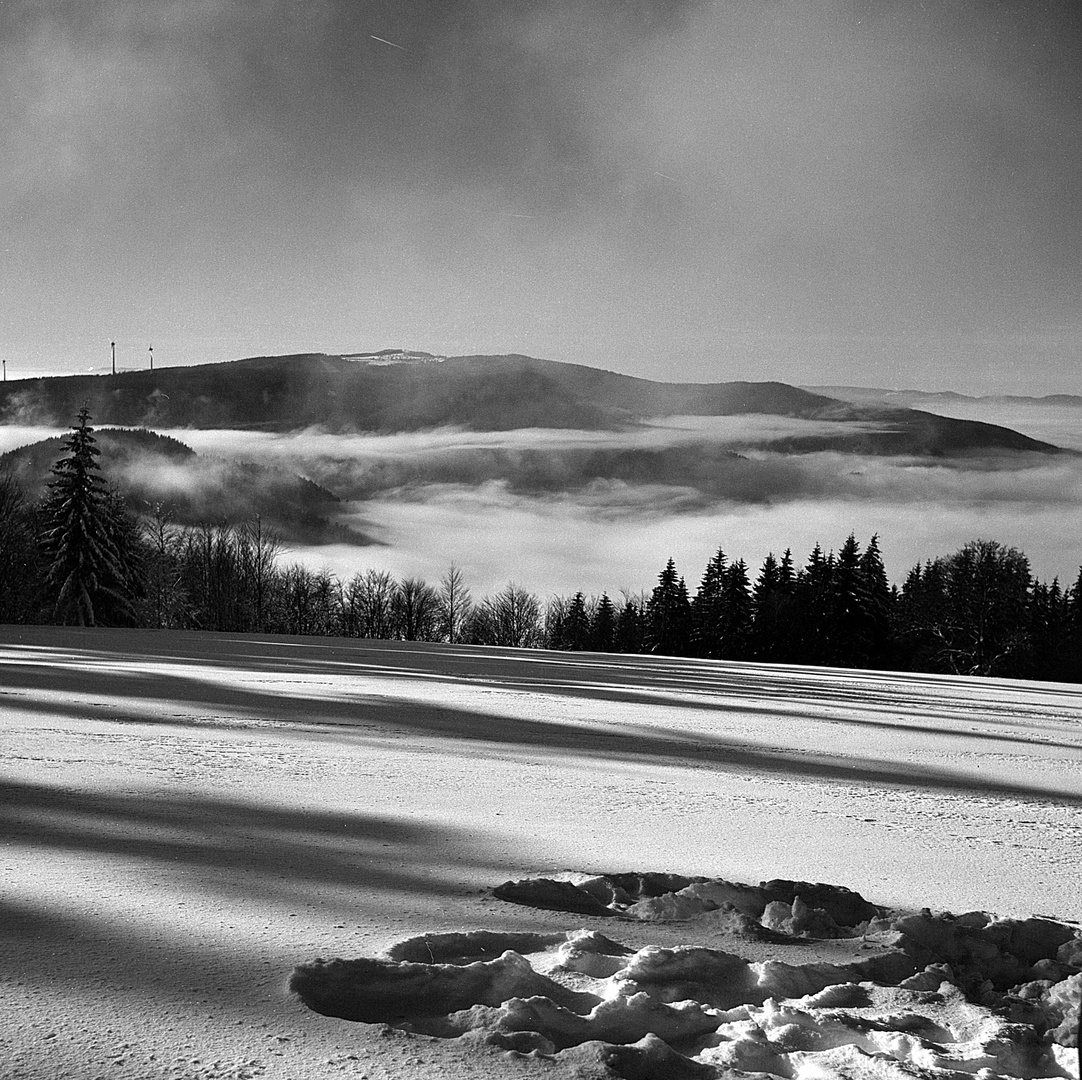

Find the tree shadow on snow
[[1, 644, 1080, 809], [7, 626, 1078, 742], [0, 777, 553, 1006], [0, 776, 504, 907]]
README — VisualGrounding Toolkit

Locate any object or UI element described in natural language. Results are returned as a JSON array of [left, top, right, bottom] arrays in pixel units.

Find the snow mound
[[288, 948, 597, 1023], [290, 875, 1082, 1080], [493, 872, 882, 938]]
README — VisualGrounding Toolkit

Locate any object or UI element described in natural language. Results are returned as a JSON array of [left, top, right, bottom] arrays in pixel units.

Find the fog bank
[[155, 418, 1078, 595], [4, 414, 1078, 596]]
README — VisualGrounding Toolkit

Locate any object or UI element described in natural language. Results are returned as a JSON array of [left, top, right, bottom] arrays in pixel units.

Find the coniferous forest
[[2, 412, 1080, 682]]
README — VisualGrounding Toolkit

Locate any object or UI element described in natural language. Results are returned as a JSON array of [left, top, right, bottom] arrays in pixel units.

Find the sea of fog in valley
[[1, 398, 1080, 596]]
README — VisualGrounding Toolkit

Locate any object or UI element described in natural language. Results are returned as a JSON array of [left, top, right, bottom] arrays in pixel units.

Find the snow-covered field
[[1, 626, 1080, 1079]]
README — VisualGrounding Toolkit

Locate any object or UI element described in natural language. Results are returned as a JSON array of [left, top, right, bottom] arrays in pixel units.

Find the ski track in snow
[[0, 626, 1080, 1080]]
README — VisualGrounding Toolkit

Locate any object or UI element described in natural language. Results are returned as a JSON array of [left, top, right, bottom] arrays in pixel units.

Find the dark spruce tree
[[1028, 578, 1073, 681], [751, 551, 797, 661], [562, 592, 591, 650], [691, 548, 726, 658], [858, 534, 894, 667], [718, 558, 753, 660], [825, 533, 893, 668], [793, 543, 834, 664], [1065, 568, 1082, 681], [39, 408, 135, 626], [895, 559, 948, 671], [828, 534, 865, 666], [615, 598, 645, 653], [591, 592, 616, 652], [769, 547, 801, 662], [646, 559, 691, 655]]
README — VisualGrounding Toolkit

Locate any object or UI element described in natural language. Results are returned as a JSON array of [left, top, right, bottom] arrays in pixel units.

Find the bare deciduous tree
[[352, 568, 397, 639], [475, 582, 542, 648], [143, 502, 186, 629], [437, 563, 472, 644], [394, 576, 439, 641]]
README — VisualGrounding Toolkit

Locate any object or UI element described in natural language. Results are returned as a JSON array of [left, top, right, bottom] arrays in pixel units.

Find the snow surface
[[1, 626, 1080, 1079]]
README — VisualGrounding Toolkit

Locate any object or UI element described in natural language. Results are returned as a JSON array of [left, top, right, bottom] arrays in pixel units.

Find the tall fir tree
[[767, 547, 801, 662], [793, 542, 834, 663], [615, 598, 645, 653], [646, 558, 691, 655], [895, 559, 947, 671], [751, 551, 786, 661], [858, 534, 894, 667], [691, 548, 727, 658], [1068, 568, 1082, 636], [1028, 578, 1073, 681], [719, 559, 752, 660], [591, 592, 616, 652], [828, 534, 868, 666], [563, 592, 591, 650], [1064, 568, 1082, 681], [39, 408, 134, 626], [778, 548, 795, 591]]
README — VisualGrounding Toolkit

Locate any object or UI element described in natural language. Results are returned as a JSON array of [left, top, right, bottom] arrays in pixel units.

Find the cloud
[[153, 414, 897, 468], [283, 478, 1082, 599], [141, 418, 1082, 594], [6, 412, 1078, 591], [0, 425, 67, 454]]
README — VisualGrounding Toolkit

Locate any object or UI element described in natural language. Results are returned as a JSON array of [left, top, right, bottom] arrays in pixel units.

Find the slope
[[1, 627, 1079, 1080]]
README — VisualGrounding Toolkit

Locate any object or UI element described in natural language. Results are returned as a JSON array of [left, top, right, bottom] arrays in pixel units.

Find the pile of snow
[[290, 874, 1081, 1080], [494, 871, 880, 934]]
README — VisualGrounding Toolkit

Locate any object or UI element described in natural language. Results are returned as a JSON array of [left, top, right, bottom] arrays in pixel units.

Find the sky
[[3, 0, 1082, 394]]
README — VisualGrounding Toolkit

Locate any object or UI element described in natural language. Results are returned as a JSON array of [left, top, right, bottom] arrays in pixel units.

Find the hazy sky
[[3, 0, 1081, 393]]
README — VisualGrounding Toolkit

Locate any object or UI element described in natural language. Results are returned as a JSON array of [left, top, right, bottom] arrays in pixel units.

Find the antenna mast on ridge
[[149, 345, 154, 371], [111, 341, 116, 376]]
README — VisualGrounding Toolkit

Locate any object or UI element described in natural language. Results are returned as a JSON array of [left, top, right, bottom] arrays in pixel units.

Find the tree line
[[2, 410, 1080, 682]]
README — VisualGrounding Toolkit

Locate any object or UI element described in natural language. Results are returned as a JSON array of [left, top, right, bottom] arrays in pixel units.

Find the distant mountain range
[[805, 385, 1082, 409], [0, 352, 1065, 458]]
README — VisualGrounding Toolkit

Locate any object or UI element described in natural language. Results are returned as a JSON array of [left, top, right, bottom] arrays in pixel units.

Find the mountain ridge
[[0, 351, 1064, 457]]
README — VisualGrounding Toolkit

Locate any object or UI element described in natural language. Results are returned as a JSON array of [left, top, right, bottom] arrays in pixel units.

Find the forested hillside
[[0, 426, 361, 545]]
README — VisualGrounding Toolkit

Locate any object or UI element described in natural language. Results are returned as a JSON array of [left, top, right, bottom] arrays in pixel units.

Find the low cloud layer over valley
[[156, 419, 1082, 595]]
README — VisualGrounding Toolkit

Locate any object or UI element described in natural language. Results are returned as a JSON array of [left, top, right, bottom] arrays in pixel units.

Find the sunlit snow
[[1, 627, 1080, 1079]]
